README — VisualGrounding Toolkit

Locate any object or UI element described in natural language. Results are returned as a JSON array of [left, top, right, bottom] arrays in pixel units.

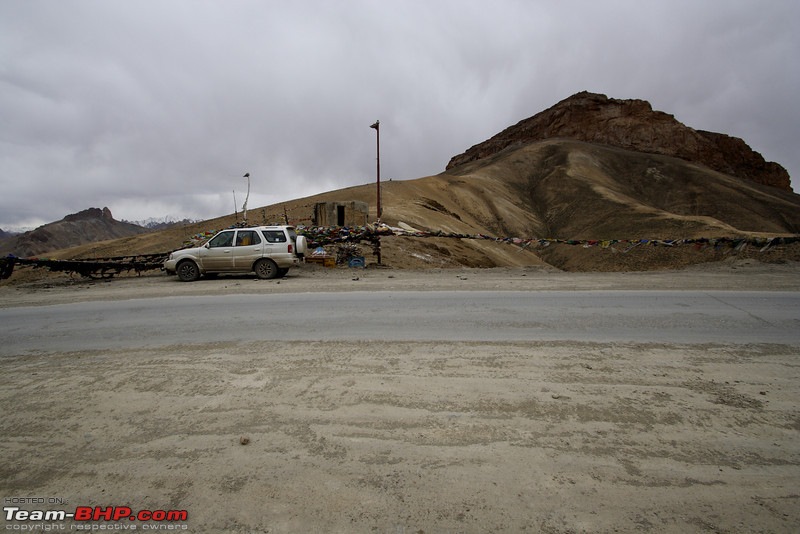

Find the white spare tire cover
[[295, 235, 307, 255]]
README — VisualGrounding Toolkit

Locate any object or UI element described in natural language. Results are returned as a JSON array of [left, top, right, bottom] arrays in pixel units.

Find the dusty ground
[[3, 256, 800, 307], [1, 261, 799, 533]]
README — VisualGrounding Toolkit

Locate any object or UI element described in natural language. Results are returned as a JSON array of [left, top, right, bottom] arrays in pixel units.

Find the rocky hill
[[34, 138, 800, 273], [0, 207, 150, 258], [447, 91, 792, 192]]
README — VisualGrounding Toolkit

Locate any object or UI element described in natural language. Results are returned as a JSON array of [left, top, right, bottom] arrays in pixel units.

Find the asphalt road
[[2, 290, 799, 355]]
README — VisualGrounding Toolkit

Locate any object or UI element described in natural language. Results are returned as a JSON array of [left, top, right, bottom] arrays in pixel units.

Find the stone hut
[[313, 201, 369, 227]]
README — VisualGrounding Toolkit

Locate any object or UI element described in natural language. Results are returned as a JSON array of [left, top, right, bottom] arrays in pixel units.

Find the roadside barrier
[[297, 225, 799, 252], [0, 253, 168, 280], [2, 226, 797, 280]]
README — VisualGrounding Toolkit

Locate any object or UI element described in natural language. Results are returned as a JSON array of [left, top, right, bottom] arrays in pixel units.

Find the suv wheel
[[176, 260, 201, 282], [254, 258, 279, 280]]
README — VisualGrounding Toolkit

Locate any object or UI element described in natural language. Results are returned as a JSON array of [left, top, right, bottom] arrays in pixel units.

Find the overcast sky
[[2, 0, 798, 231]]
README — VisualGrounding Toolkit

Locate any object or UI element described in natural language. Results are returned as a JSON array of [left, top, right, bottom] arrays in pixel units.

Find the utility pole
[[370, 120, 381, 220], [369, 120, 382, 265]]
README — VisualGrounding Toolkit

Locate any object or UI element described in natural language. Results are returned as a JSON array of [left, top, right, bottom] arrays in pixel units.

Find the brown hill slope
[[443, 139, 800, 239], [0, 207, 149, 258], [40, 139, 800, 272], [442, 139, 800, 270], [42, 185, 552, 270], [447, 91, 792, 191]]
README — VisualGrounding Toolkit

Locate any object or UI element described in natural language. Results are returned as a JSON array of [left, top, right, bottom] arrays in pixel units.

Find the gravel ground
[[1, 261, 799, 533]]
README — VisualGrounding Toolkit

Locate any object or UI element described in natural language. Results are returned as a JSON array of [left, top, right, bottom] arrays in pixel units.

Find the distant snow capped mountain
[[123, 217, 200, 230], [0, 226, 29, 235]]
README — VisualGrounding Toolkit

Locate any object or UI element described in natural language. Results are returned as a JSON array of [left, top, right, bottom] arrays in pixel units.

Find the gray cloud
[[1, 0, 798, 230]]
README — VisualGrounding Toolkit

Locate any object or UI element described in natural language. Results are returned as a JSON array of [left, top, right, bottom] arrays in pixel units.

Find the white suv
[[164, 226, 307, 281]]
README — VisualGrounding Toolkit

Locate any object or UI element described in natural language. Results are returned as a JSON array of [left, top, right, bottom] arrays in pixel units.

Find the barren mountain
[[6, 92, 800, 273], [38, 138, 800, 272], [448, 91, 792, 191], [0, 207, 149, 258]]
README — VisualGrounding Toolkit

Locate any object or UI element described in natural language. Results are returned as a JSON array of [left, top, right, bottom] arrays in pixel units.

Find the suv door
[[201, 230, 236, 271], [232, 230, 263, 270]]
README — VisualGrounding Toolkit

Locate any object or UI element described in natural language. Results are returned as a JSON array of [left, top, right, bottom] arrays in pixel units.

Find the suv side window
[[208, 231, 234, 248], [261, 230, 287, 243], [235, 230, 260, 246]]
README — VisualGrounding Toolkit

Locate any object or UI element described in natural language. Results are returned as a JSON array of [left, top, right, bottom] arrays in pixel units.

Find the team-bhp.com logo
[[4, 505, 188, 525]]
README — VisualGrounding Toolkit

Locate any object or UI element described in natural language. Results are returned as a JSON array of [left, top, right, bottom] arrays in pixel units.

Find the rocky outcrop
[[0, 207, 149, 258], [446, 91, 792, 191], [63, 207, 115, 222]]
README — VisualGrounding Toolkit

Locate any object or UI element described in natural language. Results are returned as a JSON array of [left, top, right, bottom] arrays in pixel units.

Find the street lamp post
[[370, 120, 381, 220], [369, 120, 382, 265]]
